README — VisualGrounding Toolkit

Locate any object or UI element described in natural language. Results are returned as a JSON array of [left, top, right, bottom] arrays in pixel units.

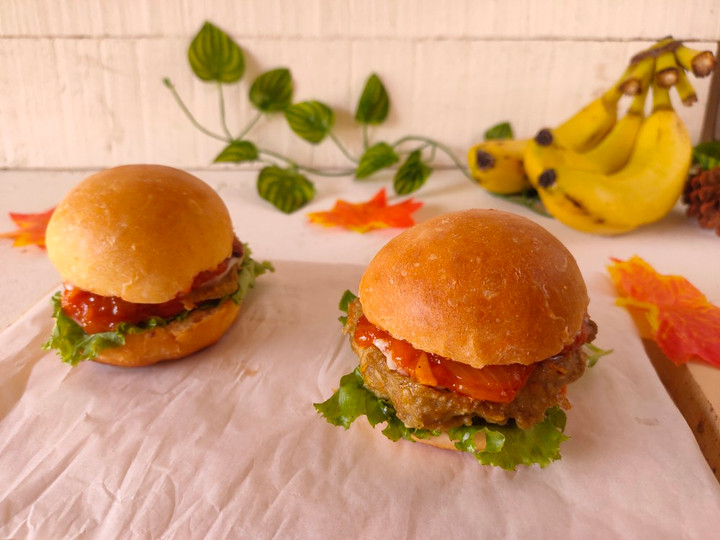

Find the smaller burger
[[43, 164, 272, 367], [315, 209, 598, 470]]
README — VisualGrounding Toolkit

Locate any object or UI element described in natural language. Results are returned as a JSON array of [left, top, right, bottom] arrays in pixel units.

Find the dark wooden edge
[[700, 42, 720, 142], [642, 338, 720, 483]]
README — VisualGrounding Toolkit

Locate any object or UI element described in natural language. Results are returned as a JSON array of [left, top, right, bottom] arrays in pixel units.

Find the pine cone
[[683, 167, 720, 235]]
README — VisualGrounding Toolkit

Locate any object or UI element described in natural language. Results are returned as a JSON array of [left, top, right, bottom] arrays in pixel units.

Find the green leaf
[[43, 293, 125, 365], [584, 342, 613, 368], [338, 289, 357, 325], [355, 73, 390, 125], [448, 407, 568, 470], [484, 122, 514, 141], [356, 142, 399, 179], [214, 140, 259, 163], [692, 141, 720, 170], [393, 150, 432, 195], [42, 293, 175, 366], [257, 166, 315, 213], [249, 68, 293, 112], [230, 246, 275, 305], [43, 251, 272, 366], [314, 368, 436, 442], [315, 368, 569, 470], [284, 100, 335, 144], [188, 22, 245, 83], [493, 189, 550, 217]]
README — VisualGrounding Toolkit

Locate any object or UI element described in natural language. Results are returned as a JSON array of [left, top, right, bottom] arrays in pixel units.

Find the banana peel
[[467, 139, 530, 194], [536, 108, 692, 235]]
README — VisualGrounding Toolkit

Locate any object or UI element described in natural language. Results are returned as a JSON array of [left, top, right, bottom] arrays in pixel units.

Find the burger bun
[[359, 209, 589, 369], [93, 299, 240, 368], [46, 164, 234, 304]]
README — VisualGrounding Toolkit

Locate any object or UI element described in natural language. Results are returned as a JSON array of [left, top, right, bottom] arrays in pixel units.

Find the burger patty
[[179, 261, 240, 309], [347, 300, 596, 431], [179, 238, 244, 310]]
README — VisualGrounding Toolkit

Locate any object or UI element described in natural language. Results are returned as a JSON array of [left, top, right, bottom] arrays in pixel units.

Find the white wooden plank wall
[[1, 0, 719, 170]]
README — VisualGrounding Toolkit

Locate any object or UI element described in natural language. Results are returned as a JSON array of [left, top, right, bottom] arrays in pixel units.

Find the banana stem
[[652, 82, 673, 111], [655, 51, 679, 88], [630, 36, 676, 64], [628, 86, 649, 115], [675, 45, 717, 77], [675, 68, 698, 106], [618, 57, 655, 96]]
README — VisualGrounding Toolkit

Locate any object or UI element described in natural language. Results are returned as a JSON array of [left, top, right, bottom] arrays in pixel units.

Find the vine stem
[[393, 135, 472, 181], [163, 78, 229, 143], [329, 132, 358, 163], [217, 83, 233, 140], [237, 111, 263, 140], [257, 148, 354, 177]]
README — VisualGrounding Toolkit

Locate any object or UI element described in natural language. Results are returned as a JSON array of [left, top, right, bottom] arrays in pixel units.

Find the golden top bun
[[46, 165, 234, 304], [358, 209, 589, 369], [93, 299, 240, 367]]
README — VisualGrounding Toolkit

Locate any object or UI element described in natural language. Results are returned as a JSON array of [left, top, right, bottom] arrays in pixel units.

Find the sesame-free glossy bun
[[93, 299, 240, 367], [46, 165, 234, 304], [358, 209, 589, 369]]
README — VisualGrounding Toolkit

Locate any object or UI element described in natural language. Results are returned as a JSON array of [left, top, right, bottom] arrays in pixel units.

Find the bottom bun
[[413, 430, 487, 452], [93, 300, 241, 368]]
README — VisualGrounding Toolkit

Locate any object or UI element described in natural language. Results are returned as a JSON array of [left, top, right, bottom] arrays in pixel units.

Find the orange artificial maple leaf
[[608, 256, 720, 368], [0, 208, 55, 249], [307, 188, 423, 233]]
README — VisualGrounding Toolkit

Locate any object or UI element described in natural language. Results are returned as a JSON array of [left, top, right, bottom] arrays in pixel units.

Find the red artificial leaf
[[307, 188, 423, 233], [608, 256, 720, 368], [0, 208, 55, 249]]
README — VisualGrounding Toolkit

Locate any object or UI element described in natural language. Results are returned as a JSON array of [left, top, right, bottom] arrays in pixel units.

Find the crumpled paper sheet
[[1, 261, 719, 539]]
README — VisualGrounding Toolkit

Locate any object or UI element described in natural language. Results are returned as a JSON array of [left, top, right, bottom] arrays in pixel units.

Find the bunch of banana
[[468, 84, 622, 194], [535, 83, 692, 234], [467, 37, 717, 234]]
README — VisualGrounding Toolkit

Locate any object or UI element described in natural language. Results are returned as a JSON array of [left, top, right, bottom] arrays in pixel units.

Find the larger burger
[[43, 164, 272, 367], [315, 209, 598, 469]]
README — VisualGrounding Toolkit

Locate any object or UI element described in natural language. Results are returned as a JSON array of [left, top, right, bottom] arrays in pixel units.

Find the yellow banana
[[468, 85, 622, 194], [524, 89, 647, 185], [467, 139, 530, 194], [552, 85, 622, 151], [534, 86, 691, 235]]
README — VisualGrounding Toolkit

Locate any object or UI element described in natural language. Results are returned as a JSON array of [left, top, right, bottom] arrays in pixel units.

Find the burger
[[43, 164, 272, 367], [315, 209, 598, 469]]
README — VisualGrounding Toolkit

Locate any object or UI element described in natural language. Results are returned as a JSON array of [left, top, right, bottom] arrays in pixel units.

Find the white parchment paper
[[1, 260, 719, 539]]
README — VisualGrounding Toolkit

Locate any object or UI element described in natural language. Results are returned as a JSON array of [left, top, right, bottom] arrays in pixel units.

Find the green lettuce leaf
[[447, 407, 568, 470], [43, 247, 273, 366], [231, 246, 274, 304], [584, 342, 613, 368], [313, 367, 438, 442], [337, 289, 357, 325], [43, 294, 126, 366], [314, 367, 569, 470]]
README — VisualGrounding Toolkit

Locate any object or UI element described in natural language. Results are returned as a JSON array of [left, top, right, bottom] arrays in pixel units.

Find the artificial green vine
[[164, 21, 539, 214]]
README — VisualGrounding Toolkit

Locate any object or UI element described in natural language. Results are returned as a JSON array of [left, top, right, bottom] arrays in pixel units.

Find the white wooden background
[[1, 0, 720, 171]]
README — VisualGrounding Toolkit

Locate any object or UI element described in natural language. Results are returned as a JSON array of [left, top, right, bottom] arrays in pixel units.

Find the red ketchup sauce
[[354, 315, 535, 403], [61, 259, 231, 334]]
